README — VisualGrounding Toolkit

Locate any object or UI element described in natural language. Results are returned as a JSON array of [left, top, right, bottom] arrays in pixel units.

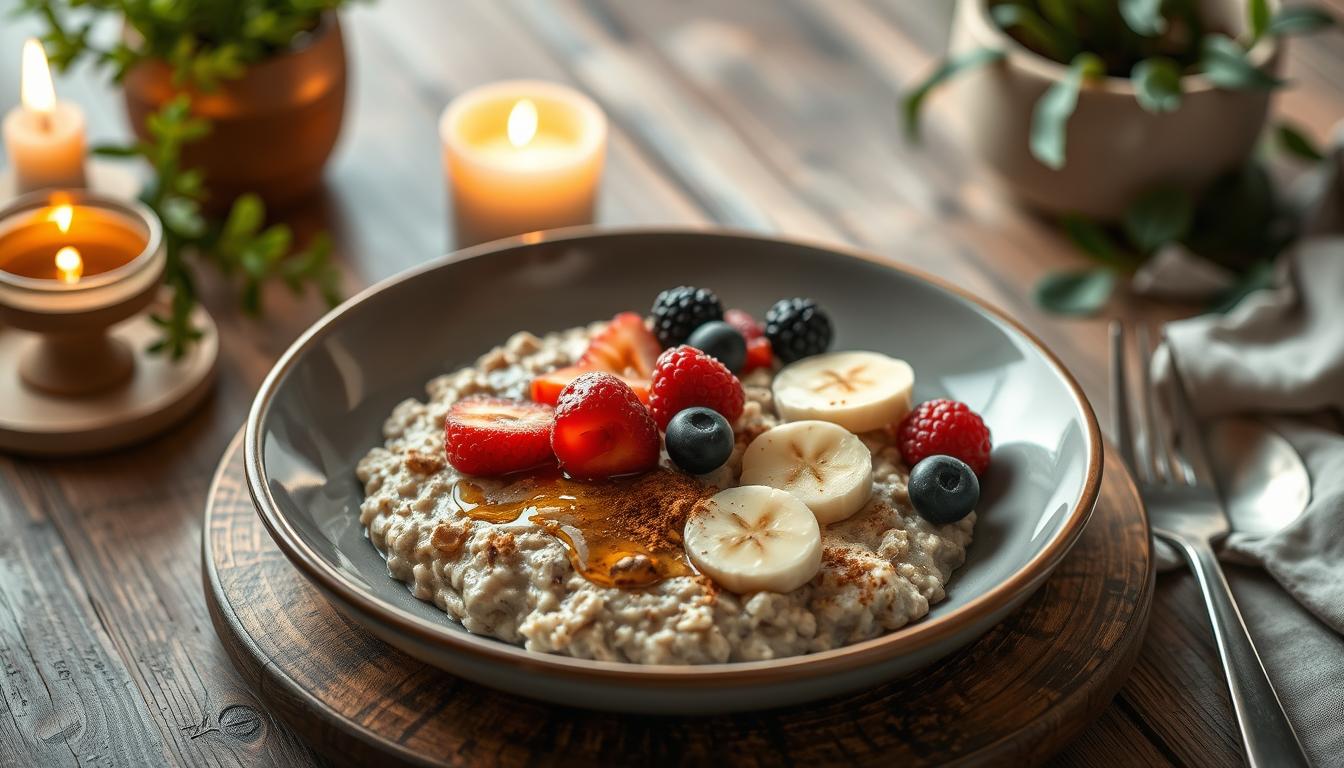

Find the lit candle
[[0, 190, 164, 396], [3, 39, 87, 194], [440, 80, 607, 247], [0, 197, 147, 284]]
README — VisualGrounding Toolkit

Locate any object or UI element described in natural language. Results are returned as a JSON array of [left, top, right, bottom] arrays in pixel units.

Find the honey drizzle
[[449, 468, 711, 588]]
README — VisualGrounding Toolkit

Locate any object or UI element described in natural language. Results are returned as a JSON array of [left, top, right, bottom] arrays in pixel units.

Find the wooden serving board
[[204, 432, 1153, 767]]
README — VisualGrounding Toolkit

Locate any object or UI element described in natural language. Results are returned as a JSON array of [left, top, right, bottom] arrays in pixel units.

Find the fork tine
[[1161, 330, 1216, 487], [1108, 322, 1139, 473], [1136, 324, 1174, 483]]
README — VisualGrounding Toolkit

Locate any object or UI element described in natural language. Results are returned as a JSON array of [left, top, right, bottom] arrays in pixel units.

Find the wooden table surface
[[1, 2, 1340, 766]]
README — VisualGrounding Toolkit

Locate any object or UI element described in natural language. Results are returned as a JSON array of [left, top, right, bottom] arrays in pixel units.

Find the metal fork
[[1110, 322, 1310, 768]]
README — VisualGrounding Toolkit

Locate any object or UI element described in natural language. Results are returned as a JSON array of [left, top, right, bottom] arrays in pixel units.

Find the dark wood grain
[[204, 433, 1152, 767], [0, 0, 1339, 765]]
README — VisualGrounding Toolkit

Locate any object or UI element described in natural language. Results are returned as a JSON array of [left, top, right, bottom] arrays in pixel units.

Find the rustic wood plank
[[501, 0, 839, 238], [0, 461, 169, 767], [1048, 705, 1178, 768], [354, 1, 708, 235]]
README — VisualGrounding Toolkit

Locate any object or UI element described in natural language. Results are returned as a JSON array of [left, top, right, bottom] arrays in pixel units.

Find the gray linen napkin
[[1157, 223, 1344, 763]]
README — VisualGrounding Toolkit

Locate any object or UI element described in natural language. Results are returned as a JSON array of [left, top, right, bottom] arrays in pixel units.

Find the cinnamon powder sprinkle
[[592, 468, 713, 552], [822, 546, 876, 588]]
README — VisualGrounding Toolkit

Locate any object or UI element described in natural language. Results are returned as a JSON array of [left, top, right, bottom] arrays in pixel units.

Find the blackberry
[[650, 286, 723, 347], [764, 298, 832, 363]]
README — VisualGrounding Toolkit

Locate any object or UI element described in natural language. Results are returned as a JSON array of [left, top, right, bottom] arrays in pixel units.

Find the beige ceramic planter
[[948, 0, 1280, 219]]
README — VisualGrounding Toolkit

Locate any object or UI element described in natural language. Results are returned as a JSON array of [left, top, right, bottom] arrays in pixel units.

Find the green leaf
[[992, 4, 1073, 60], [92, 144, 141, 158], [1123, 185, 1193, 252], [1249, 0, 1271, 42], [221, 194, 265, 243], [1062, 215, 1132, 268], [1120, 0, 1167, 36], [1274, 122, 1326, 162], [1184, 162, 1282, 268], [161, 196, 205, 238], [1210, 259, 1275, 313], [1200, 34, 1282, 90], [1030, 53, 1104, 170], [1035, 268, 1116, 315], [901, 47, 1005, 140], [1131, 57, 1183, 112], [1268, 7, 1336, 36], [253, 227, 293, 263], [1039, 0, 1076, 30], [172, 168, 205, 198]]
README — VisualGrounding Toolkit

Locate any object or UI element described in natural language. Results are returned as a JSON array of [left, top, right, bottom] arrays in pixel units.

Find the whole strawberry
[[649, 345, 745, 430], [444, 397, 556, 476], [896, 399, 992, 476], [551, 372, 661, 479]]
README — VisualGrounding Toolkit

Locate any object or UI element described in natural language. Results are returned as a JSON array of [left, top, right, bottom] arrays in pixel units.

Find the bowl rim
[[244, 226, 1103, 685]]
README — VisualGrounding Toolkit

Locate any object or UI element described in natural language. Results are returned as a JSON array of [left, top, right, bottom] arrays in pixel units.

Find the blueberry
[[686, 321, 747, 373], [908, 455, 979, 525], [665, 407, 734, 475]]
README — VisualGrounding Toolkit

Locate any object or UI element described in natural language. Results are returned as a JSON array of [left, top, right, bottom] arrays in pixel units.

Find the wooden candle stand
[[0, 189, 217, 455]]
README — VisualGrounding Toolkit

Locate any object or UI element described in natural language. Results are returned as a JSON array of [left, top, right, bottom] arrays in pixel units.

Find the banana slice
[[740, 420, 874, 524], [684, 486, 822, 594], [772, 351, 914, 433]]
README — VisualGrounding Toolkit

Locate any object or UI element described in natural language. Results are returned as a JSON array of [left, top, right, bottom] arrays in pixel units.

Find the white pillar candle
[[3, 39, 87, 195], [440, 80, 606, 248]]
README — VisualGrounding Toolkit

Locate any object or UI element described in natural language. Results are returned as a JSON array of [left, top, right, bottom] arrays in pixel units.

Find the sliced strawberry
[[551, 372, 660, 479], [444, 397, 555, 476], [531, 312, 660, 405], [577, 312, 661, 376], [532, 365, 591, 406], [744, 336, 773, 372], [724, 308, 764, 341]]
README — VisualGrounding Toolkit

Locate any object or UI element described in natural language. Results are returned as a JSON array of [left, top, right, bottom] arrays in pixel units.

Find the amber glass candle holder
[[0, 189, 165, 396]]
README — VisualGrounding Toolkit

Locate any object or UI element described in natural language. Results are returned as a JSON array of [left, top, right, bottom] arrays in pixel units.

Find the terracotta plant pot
[[947, 0, 1281, 219], [122, 13, 347, 211]]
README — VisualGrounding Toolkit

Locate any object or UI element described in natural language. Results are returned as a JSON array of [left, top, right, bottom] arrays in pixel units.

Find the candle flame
[[21, 38, 56, 116], [48, 204, 73, 234], [55, 246, 82, 284], [507, 98, 538, 149]]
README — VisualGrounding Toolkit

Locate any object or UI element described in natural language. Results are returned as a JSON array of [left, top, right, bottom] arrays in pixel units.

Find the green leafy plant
[[903, 0, 1336, 170], [20, 0, 356, 356], [93, 97, 340, 357], [22, 0, 351, 87], [1033, 128, 1321, 315], [903, 1, 1337, 317]]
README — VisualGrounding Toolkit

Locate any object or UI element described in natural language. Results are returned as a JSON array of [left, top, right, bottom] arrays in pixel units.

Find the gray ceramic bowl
[[245, 228, 1102, 714]]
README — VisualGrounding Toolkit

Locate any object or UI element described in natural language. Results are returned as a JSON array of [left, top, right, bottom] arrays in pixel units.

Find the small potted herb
[[18, 1, 355, 357], [904, 0, 1335, 219], [26, 0, 354, 210]]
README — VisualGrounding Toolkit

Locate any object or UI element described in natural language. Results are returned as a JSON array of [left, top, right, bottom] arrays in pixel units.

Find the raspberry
[[723, 308, 764, 340], [649, 345, 745, 430], [896, 399, 992, 476], [551, 372, 660, 479], [651, 286, 723, 347], [764, 297, 832, 363], [444, 397, 555, 476]]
